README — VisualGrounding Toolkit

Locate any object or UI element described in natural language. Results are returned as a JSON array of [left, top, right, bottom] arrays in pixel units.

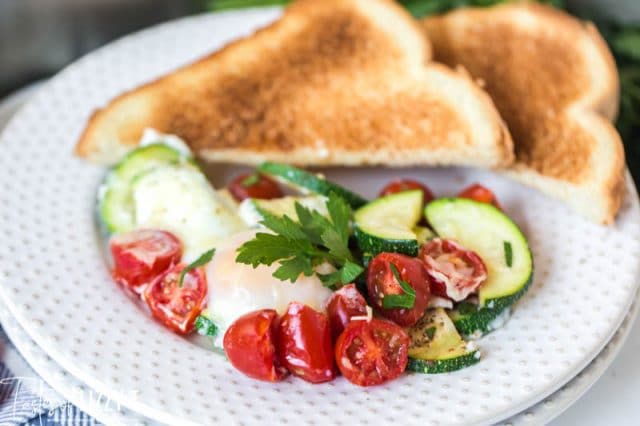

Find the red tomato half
[[110, 229, 182, 293], [276, 302, 335, 383], [143, 263, 207, 335], [458, 183, 501, 209], [335, 319, 409, 386], [419, 238, 488, 302], [367, 253, 430, 327], [325, 284, 368, 341], [379, 179, 435, 204], [228, 173, 284, 202], [223, 309, 288, 382]]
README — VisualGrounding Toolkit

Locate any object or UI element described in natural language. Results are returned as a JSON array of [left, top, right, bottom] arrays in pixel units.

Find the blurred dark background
[[0, 0, 202, 98]]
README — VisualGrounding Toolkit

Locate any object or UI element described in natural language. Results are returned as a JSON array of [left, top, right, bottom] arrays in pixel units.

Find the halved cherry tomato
[[223, 309, 288, 382], [325, 284, 368, 341], [335, 318, 409, 386], [276, 302, 335, 383], [367, 253, 430, 327], [228, 173, 284, 202], [458, 183, 501, 209], [143, 263, 207, 335], [110, 229, 182, 293], [379, 179, 435, 204], [419, 238, 487, 302]]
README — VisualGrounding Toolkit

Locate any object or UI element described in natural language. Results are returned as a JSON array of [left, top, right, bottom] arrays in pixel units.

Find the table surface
[[1, 85, 639, 426]]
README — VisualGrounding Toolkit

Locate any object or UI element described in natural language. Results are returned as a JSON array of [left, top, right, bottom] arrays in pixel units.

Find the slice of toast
[[423, 3, 625, 224], [76, 0, 513, 169]]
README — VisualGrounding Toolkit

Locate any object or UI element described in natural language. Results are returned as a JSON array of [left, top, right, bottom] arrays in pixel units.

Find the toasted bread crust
[[424, 3, 624, 223], [76, 0, 512, 168]]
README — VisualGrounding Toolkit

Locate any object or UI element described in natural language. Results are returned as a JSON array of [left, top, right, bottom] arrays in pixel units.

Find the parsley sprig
[[235, 193, 364, 288], [382, 263, 417, 309]]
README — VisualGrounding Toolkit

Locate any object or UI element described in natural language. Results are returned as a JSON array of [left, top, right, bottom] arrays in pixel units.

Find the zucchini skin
[[406, 308, 480, 374], [258, 162, 368, 208], [407, 350, 481, 374], [353, 190, 423, 257], [354, 227, 419, 257], [450, 271, 533, 336], [99, 143, 192, 234]]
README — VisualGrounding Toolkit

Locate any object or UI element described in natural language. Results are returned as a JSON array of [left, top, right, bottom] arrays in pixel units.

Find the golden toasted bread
[[423, 2, 625, 224], [76, 0, 513, 168]]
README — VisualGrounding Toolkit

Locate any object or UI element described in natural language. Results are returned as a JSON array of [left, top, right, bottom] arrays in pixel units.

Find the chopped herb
[[382, 263, 417, 309], [241, 173, 260, 187], [425, 326, 437, 340], [195, 315, 218, 337], [503, 241, 513, 267], [179, 248, 216, 287], [236, 192, 363, 288]]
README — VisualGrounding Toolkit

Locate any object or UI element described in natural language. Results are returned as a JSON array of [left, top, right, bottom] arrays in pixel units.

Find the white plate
[[503, 288, 640, 425], [0, 8, 639, 426], [0, 301, 149, 426], [1, 83, 638, 426], [0, 283, 637, 426], [1, 289, 638, 426]]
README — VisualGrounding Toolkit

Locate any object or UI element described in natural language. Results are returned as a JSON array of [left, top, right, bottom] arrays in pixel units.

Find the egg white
[[205, 230, 333, 346]]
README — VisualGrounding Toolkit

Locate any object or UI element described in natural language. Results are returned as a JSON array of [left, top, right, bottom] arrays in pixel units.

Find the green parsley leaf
[[258, 209, 308, 241], [235, 233, 314, 267], [236, 192, 362, 286], [318, 260, 365, 289], [195, 315, 218, 337], [272, 256, 314, 282], [241, 173, 260, 187], [321, 228, 353, 262], [425, 326, 437, 340], [382, 263, 416, 309], [326, 192, 351, 243], [179, 248, 215, 287], [295, 201, 332, 246], [503, 241, 513, 267]]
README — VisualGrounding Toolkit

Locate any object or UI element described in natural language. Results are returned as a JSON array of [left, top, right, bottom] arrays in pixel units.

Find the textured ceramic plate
[[1, 288, 638, 426], [2, 84, 638, 426], [502, 288, 640, 425], [0, 301, 148, 426], [1, 8, 640, 426]]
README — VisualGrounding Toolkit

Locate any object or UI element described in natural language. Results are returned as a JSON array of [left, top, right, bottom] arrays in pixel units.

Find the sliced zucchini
[[258, 162, 368, 208], [99, 143, 192, 233], [131, 164, 246, 262], [414, 226, 436, 245], [448, 302, 512, 338], [406, 308, 481, 374], [425, 198, 533, 336], [238, 195, 328, 227], [114, 143, 191, 181], [354, 190, 423, 257]]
